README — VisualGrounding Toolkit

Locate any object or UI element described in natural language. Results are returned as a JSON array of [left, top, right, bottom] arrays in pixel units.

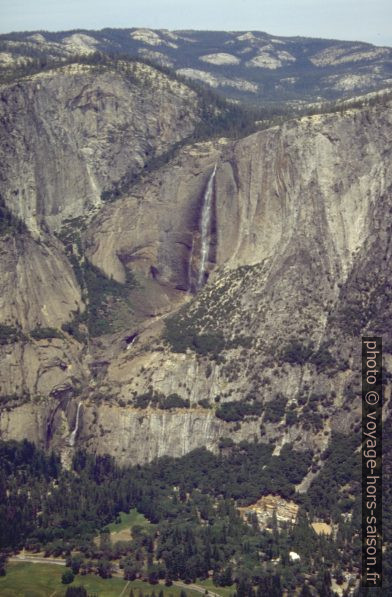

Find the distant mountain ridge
[[1, 27, 391, 104]]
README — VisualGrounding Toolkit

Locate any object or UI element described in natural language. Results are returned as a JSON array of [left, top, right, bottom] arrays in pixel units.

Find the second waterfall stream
[[69, 402, 82, 447]]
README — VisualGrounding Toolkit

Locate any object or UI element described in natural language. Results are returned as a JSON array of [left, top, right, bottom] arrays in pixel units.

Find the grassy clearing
[[195, 579, 235, 597], [124, 580, 201, 597], [105, 509, 153, 534], [0, 562, 64, 597], [0, 562, 128, 596], [0, 563, 203, 597]]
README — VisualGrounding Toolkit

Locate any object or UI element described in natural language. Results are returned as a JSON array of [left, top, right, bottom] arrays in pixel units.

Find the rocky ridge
[[1, 28, 392, 104]]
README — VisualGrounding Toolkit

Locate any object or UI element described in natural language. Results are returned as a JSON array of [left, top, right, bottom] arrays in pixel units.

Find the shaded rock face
[[0, 72, 391, 468]]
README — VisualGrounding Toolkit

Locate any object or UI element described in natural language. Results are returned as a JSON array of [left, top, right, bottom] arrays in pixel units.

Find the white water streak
[[69, 402, 82, 447], [196, 164, 216, 290]]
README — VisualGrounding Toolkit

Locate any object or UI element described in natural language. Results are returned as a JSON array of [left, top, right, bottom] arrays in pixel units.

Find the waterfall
[[69, 402, 82, 447], [196, 164, 216, 291]]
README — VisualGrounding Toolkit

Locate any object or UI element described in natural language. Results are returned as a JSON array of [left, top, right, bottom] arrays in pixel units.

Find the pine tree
[[270, 575, 282, 597], [299, 585, 313, 597]]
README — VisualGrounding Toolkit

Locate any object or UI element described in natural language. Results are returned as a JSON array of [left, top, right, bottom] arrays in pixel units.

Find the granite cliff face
[[75, 95, 392, 464], [0, 62, 200, 233], [0, 59, 203, 428], [0, 57, 391, 468]]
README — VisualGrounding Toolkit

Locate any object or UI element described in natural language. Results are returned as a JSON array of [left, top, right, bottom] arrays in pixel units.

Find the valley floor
[[1, 561, 229, 597]]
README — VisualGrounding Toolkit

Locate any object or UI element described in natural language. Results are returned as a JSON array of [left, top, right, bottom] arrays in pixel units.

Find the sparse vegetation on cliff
[[30, 326, 63, 340], [164, 315, 225, 359], [133, 391, 190, 410], [280, 340, 314, 365], [0, 324, 24, 345], [0, 196, 27, 237], [83, 260, 137, 336], [61, 310, 88, 344], [215, 399, 262, 422], [263, 394, 288, 423]]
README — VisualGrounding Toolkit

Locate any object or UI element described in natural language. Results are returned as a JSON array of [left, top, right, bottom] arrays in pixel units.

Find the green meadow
[[0, 562, 205, 597], [104, 509, 153, 534]]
